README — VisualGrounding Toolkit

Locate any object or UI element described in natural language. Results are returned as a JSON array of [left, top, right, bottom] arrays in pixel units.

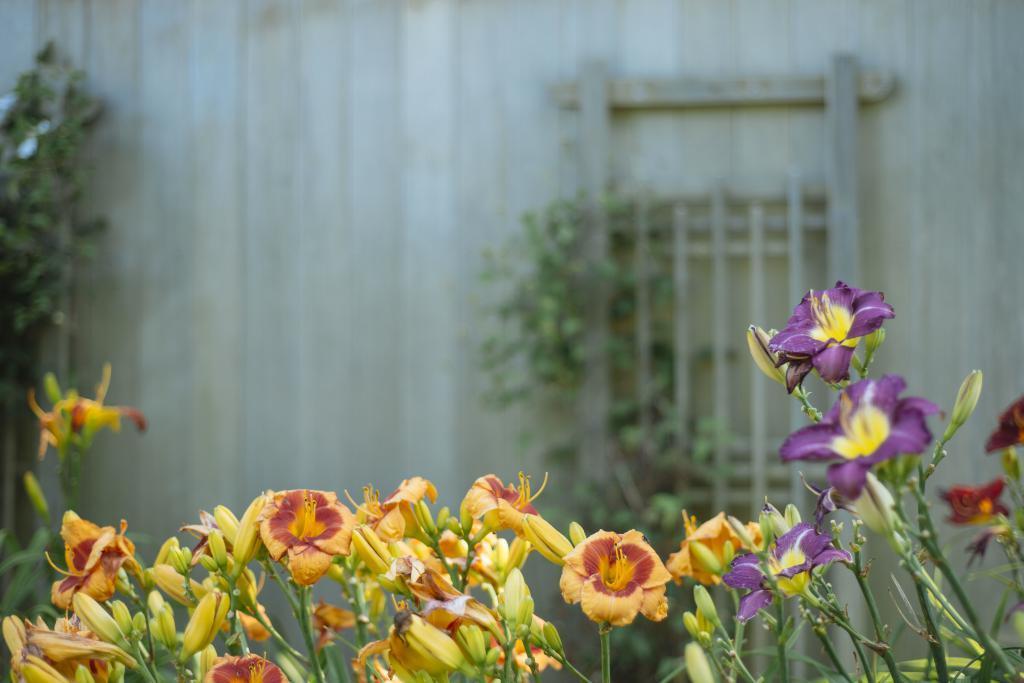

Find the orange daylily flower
[[460, 472, 546, 534], [666, 511, 762, 586], [560, 530, 671, 627], [396, 566, 502, 639], [49, 511, 138, 610], [259, 489, 356, 586], [351, 477, 438, 542], [356, 610, 466, 679], [205, 655, 286, 683], [2, 615, 134, 682], [29, 364, 146, 461]]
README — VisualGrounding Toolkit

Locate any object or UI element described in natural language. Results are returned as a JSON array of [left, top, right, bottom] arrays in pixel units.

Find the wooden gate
[[553, 54, 895, 516]]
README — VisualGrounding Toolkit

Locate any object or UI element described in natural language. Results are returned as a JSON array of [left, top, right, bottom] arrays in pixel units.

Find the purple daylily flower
[[779, 375, 939, 499], [769, 282, 894, 392], [723, 523, 851, 622]]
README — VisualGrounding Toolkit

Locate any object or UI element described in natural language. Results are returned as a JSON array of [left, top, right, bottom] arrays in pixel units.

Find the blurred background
[[2, 0, 1023, 674]]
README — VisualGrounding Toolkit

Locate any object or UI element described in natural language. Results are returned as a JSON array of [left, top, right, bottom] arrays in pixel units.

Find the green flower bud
[[22, 472, 50, 525], [413, 500, 437, 536], [110, 601, 133, 636], [568, 522, 587, 547], [688, 541, 722, 576], [542, 622, 563, 655], [43, 373, 62, 404], [685, 642, 715, 683], [693, 586, 720, 629], [1003, 448, 1021, 482], [208, 530, 228, 569], [198, 555, 219, 573], [682, 611, 700, 639], [747, 325, 786, 385], [943, 370, 983, 442], [75, 665, 96, 683], [863, 328, 886, 357], [784, 504, 802, 528], [436, 506, 451, 532], [108, 663, 125, 683]]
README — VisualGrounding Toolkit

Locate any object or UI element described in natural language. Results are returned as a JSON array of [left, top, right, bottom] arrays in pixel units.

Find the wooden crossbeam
[[551, 71, 895, 110]]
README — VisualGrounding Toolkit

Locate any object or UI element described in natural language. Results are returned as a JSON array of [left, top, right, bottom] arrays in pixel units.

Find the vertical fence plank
[[749, 202, 766, 515], [578, 60, 610, 476], [672, 204, 690, 482], [711, 182, 728, 510], [826, 53, 861, 283], [786, 170, 805, 506], [634, 196, 652, 463]]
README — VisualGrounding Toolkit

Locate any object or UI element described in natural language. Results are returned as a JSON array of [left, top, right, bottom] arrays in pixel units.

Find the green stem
[[774, 600, 789, 683], [554, 653, 593, 683], [852, 553, 907, 683], [913, 579, 949, 682], [296, 586, 325, 683], [730, 590, 745, 660], [600, 624, 612, 683], [131, 641, 161, 683], [811, 626, 854, 683], [794, 388, 822, 423], [225, 574, 250, 656]]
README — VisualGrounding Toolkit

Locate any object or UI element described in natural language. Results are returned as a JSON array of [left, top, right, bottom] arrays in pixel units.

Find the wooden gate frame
[[553, 54, 895, 513]]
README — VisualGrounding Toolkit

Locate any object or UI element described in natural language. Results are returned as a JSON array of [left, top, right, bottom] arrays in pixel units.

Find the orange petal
[[639, 584, 669, 622], [286, 546, 333, 586], [580, 576, 643, 627]]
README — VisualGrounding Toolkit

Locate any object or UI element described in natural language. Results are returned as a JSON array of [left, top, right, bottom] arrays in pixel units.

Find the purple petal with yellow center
[[811, 344, 856, 383], [736, 589, 773, 622], [722, 554, 763, 591]]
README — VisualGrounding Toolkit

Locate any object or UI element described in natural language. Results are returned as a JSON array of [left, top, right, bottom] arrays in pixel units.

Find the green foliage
[[0, 43, 102, 405]]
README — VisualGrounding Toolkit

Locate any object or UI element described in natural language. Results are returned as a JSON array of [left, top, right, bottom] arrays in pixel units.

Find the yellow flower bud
[[747, 325, 786, 386], [22, 656, 68, 683], [131, 612, 147, 637], [493, 538, 510, 571], [180, 591, 229, 661], [155, 604, 177, 649], [722, 540, 735, 567], [212, 505, 240, 545], [152, 563, 200, 606], [197, 644, 218, 680], [944, 370, 983, 442], [110, 601, 133, 635], [22, 471, 50, 525], [501, 568, 532, 631], [413, 500, 437, 536], [436, 506, 451, 531], [1013, 610, 1024, 646], [520, 515, 572, 566], [688, 541, 723, 576], [108, 662, 125, 683], [455, 624, 487, 665], [3, 616, 26, 654], [207, 529, 228, 569], [155, 537, 180, 566], [146, 590, 165, 616], [727, 516, 756, 549], [43, 372, 62, 404], [568, 521, 587, 547], [73, 593, 126, 647], [403, 614, 466, 673], [232, 493, 268, 574], [682, 611, 701, 639], [460, 505, 474, 536], [351, 525, 392, 575], [684, 643, 715, 683], [506, 537, 530, 573], [198, 554, 219, 573]]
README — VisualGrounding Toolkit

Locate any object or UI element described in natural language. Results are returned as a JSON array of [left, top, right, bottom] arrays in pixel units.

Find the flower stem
[[912, 580, 949, 682], [554, 653, 593, 683], [851, 552, 906, 682], [600, 624, 612, 683], [295, 585, 326, 683], [774, 600, 789, 683], [811, 625, 854, 683]]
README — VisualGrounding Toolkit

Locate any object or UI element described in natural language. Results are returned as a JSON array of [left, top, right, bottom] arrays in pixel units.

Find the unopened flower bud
[[784, 504, 802, 528], [152, 563, 199, 606], [155, 604, 177, 649], [22, 472, 50, 525], [761, 502, 788, 539], [75, 664, 96, 683], [212, 506, 240, 545], [693, 586, 720, 629], [722, 540, 735, 567], [232, 494, 267, 574], [521, 515, 573, 566], [208, 530, 228, 569], [747, 325, 786, 386], [727, 516, 756, 549], [863, 328, 886, 357], [109, 601, 133, 635], [43, 373, 62, 404], [684, 642, 715, 683], [351, 525, 392, 575], [542, 622, 563, 655], [683, 611, 700, 639], [944, 370, 983, 442], [445, 516, 463, 535], [22, 657, 68, 683], [180, 591, 229, 661], [402, 612, 466, 672], [198, 555, 219, 573], [131, 612, 147, 637], [506, 537, 529, 572], [455, 624, 488, 665], [460, 505, 474, 536], [1013, 610, 1024, 647], [493, 538, 510, 570], [413, 500, 437, 536], [167, 547, 189, 575], [1003, 448, 1021, 482], [155, 537, 180, 566], [435, 506, 450, 531], [72, 593, 126, 647], [852, 473, 896, 535], [108, 663, 125, 683], [688, 541, 722, 576], [568, 522, 587, 547], [197, 645, 218, 680], [485, 646, 502, 667], [502, 568, 532, 630]]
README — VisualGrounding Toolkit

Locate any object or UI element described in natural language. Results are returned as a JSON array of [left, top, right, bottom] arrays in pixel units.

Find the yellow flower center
[[247, 659, 267, 683], [831, 393, 891, 460], [979, 499, 993, 515], [808, 292, 857, 347], [770, 548, 809, 596], [600, 546, 635, 592], [289, 493, 326, 540]]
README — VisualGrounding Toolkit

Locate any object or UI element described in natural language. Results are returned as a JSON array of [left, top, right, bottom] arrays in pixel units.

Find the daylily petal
[[580, 575, 644, 627], [811, 344, 856, 383], [827, 460, 872, 499], [736, 589, 773, 622]]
